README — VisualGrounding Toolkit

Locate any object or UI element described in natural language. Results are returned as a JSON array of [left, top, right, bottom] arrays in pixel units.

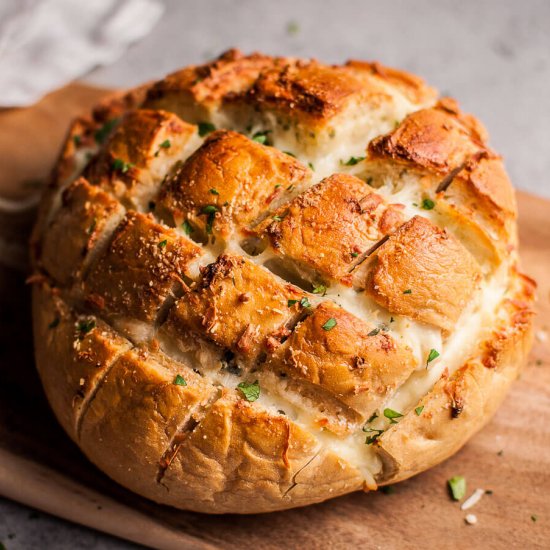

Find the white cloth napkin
[[0, 0, 164, 107]]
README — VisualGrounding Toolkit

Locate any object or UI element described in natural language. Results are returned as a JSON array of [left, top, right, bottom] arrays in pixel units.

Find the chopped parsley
[[158, 239, 168, 249], [94, 118, 119, 144], [384, 408, 403, 424], [155, 139, 171, 156], [312, 284, 327, 296], [368, 328, 380, 337], [237, 380, 261, 402], [202, 205, 219, 234], [421, 198, 436, 210], [209, 188, 220, 195], [77, 319, 96, 339], [284, 150, 296, 157], [308, 162, 315, 170], [426, 348, 440, 366], [73, 134, 82, 146], [415, 406, 424, 416], [182, 220, 194, 235], [202, 205, 219, 214], [252, 130, 270, 144], [448, 475, 466, 501], [48, 317, 60, 329], [173, 374, 187, 386], [403, 289, 412, 294], [198, 121, 216, 137], [367, 412, 378, 423], [341, 156, 365, 166], [289, 296, 312, 308], [272, 212, 288, 222], [365, 432, 383, 445], [322, 318, 337, 331], [112, 158, 134, 173], [351, 251, 359, 257], [363, 426, 384, 445], [531, 515, 538, 523]]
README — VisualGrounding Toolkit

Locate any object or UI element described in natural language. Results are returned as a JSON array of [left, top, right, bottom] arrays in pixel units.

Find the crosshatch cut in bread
[[30, 49, 535, 514]]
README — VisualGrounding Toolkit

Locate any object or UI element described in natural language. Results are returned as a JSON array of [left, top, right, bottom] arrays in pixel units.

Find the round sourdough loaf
[[31, 50, 535, 513]]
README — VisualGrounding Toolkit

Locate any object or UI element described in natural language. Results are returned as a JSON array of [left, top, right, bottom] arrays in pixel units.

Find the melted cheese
[[385, 264, 508, 418], [256, 383, 381, 489]]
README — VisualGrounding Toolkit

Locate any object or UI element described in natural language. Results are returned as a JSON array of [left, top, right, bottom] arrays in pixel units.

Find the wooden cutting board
[[0, 86, 548, 550]]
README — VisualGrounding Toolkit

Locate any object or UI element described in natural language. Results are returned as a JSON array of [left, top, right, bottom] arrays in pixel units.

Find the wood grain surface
[[0, 86, 548, 550]]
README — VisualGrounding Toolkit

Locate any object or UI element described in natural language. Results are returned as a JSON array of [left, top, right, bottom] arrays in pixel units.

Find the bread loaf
[[31, 50, 535, 513]]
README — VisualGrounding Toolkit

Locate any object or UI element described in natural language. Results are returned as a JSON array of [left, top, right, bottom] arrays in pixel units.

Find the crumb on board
[[461, 488, 485, 511]]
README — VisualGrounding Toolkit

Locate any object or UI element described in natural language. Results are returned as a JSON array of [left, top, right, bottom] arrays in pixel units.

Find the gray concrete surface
[[0, 497, 141, 550], [1, 1, 549, 549]]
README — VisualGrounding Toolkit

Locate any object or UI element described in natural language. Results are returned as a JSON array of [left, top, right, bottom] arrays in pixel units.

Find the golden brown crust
[[164, 254, 304, 362], [264, 302, 417, 426], [30, 118, 98, 261], [83, 212, 202, 326], [368, 105, 486, 171], [245, 60, 376, 124], [157, 130, 310, 240], [366, 103, 517, 246], [145, 49, 275, 120], [84, 109, 197, 209], [366, 215, 482, 331], [480, 271, 536, 369], [52, 117, 98, 184], [159, 391, 364, 513], [257, 173, 405, 285], [40, 177, 125, 285], [32, 283, 131, 441], [31, 51, 535, 514], [443, 155, 517, 240], [49, 85, 150, 188], [79, 348, 216, 502]]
